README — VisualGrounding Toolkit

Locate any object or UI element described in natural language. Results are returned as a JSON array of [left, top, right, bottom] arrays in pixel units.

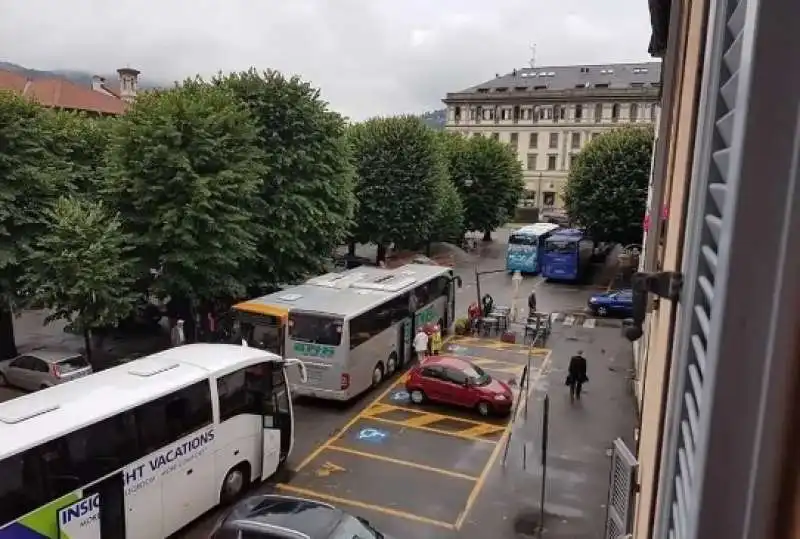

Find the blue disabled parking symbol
[[390, 390, 410, 402], [357, 428, 388, 443]]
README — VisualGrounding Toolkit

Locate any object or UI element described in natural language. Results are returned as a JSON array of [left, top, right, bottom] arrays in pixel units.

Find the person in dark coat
[[528, 290, 537, 315], [566, 350, 589, 401]]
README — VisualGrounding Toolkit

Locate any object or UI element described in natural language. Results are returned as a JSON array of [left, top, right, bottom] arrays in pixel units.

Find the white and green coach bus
[[232, 263, 461, 401]]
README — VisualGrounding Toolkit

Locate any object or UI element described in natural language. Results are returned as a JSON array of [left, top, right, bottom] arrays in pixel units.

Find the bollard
[[539, 394, 550, 531], [522, 442, 527, 470]]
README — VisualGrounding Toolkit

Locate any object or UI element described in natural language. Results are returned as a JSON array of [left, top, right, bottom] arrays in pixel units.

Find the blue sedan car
[[587, 289, 633, 317]]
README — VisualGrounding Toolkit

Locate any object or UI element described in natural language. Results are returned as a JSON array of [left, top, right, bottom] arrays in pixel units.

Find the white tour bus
[[0, 343, 307, 539], [232, 263, 461, 401]]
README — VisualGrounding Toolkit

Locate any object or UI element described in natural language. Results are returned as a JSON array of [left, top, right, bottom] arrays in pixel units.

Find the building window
[[454, 106, 461, 122], [474, 132, 483, 138], [470, 108, 476, 121], [523, 108, 532, 120], [592, 132, 600, 140], [575, 104, 583, 121], [529, 133, 538, 148], [611, 104, 620, 122], [501, 108, 510, 121], [571, 132, 581, 149], [522, 190, 537, 207], [491, 132, 499, 140], [594, 103, 603, 123], [543, 192, 556, 206], [548, 133, 559, 149], [650, 103, 658, 122], [526, 153, 537, 170], [509, 133, 519, 147], [630, 103, 638, 122], [568, 153, 578, 169], [547, 155, 557, 170], [483, 108, 495, 121]]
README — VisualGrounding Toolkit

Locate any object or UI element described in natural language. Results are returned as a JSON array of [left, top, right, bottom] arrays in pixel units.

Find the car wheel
[[371, 363, 385, 387], [220, 463, 251, 505], [386, 353, 398, 376], [39, 384, 49, 391], [410, 389, 426, 404], [597, 306, 609, 317], [476, 401, 492, 417]]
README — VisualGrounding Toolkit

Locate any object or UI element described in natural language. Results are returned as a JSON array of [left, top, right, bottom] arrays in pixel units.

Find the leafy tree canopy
[[105, 79, 265, 303], [43, 111, 113, 195], [21, 197, 139, 359], [215, 69, 357, 288], [447, 134, 524, 236], [430, 176, 465, 244], [563, 126, 654, 245], [348, 116, 445, 253]]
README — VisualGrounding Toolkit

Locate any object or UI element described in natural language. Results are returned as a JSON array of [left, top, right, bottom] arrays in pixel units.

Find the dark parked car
[[211, 494, 389, 539], [587, 289, 634, 317]]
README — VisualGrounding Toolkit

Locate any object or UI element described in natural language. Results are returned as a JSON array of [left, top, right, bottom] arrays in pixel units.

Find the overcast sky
[[1, 0, 653, 120]]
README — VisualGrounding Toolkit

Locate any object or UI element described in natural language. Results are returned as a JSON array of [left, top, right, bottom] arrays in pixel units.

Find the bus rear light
[[340, 373, 350, 390]]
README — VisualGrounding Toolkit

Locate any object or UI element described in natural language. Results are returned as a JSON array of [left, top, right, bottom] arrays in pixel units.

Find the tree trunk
[[376, 244, 387, 264], [0, 302, 17, 360], [348, 242, 356, 257], [425, 241, 432, 256], [482, 230, 492, 242], [83, 329, 93, 364]]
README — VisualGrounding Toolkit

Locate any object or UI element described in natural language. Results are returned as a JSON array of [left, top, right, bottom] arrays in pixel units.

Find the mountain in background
[[419, 109, 446, 130], [0, 61, 165, 90]]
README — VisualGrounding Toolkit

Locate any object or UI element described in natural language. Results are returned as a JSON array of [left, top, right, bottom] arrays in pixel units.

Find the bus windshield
[[508, 234, 537, 246], [546, 240, 577, 254], [289, 313, 343, 346]]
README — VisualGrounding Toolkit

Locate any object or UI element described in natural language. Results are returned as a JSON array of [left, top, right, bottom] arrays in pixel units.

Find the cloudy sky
[[1, 0, 653, 120]]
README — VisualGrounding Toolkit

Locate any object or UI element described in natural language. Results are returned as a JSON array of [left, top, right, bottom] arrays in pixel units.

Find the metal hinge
[[631, 271, 683, 302]]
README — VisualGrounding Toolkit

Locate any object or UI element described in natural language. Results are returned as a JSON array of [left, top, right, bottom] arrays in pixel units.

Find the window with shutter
[[655, 1, 749, 538]]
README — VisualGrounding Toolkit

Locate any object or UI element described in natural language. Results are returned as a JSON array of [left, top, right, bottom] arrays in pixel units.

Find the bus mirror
[[283, 358, 308, 383]]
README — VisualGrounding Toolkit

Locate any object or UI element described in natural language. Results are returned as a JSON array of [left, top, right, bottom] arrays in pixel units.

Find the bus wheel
[[371, 363, 385, 387], [220, 462, 251, 504], [386, 353, 398, 376]]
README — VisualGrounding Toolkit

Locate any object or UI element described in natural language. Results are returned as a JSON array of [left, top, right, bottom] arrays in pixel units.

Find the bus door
[[57, 472, 126, 539], [398, 317, 413, 367], [253, 362, 295, 479]]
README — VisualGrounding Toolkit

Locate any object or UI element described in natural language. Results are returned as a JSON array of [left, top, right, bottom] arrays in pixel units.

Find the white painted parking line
[[583, 318, 596, 329], [563, 315, 575, 327]]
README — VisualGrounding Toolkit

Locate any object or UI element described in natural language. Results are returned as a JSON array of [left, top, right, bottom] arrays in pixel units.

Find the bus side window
[[218, 366, 269, 421], [136, 381, 213, 453], [0, 450, 47, 525]]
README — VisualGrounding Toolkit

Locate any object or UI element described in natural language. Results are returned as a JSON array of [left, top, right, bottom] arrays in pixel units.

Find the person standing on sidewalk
[[430, 324, 443, 355], [413, 327, 429, 363], [528, 289, 538, 316], [566, 350, 588, 401], [171, 319, 186, 347]]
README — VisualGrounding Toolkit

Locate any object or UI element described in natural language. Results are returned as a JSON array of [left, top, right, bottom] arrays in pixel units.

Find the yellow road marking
[[370, 403, 501, 427], [315, 461, 346, 477], [366, 402, 396, 416], [326, 445, 479, 481], [403, 414, 447, 428], [364, 415, 498, 444], [454, 349, 553, 530], [456, 423, 507, 439], [468, 359, 525, 375], [275, 484, 456, 530], [294, 336, 453, 472]]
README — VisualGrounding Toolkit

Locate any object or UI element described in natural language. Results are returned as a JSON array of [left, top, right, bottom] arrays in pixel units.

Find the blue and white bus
[[506, 223, 561, 274], [541, 229, 594, 282]]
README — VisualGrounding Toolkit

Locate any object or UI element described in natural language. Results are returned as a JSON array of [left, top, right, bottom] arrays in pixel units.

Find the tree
[[21, 197, 139, 363], [0, 92, 64, 359], [105, 80, 265, 337], [215, 69, 356, 288], [44, 111, 113, 195], [449, 135, 524, 241], [563, 126, 654, 245], [348, 116, 445, 261], [430, 176, 465, 244]]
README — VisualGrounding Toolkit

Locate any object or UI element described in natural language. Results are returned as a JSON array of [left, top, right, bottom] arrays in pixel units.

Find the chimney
[[116, 67, 141, 103]]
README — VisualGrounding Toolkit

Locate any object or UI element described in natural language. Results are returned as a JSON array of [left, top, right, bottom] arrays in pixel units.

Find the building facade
[[442, 62, 661, 218], [623, 0, 800, 538]]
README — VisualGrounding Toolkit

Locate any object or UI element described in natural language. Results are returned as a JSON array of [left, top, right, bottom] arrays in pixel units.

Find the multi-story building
[[442, 62, 661, 218]]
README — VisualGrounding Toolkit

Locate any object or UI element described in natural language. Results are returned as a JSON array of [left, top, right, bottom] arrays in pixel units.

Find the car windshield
[[545, 240, 576, 254], [329, 515, 383, 539], [509, 234, 537, 246], [289, 313, 343, 346], [463, 364, 491, 386]]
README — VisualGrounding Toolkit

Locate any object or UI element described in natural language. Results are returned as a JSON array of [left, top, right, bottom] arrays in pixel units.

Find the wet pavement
[[273, 337, 551, 535]]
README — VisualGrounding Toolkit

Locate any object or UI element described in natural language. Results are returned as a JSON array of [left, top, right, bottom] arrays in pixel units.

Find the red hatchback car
[[406, 356, 514, 416]]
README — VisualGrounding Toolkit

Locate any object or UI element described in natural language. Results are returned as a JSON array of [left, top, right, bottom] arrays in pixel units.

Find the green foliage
[[43, 111, 112, 195], [105, 80, 265, 302], [348, 116, 445, 250], [215, 69, 357, 287], [0, 92, 63, 304], [21, 197, 139, 336], [446, 134, 524, 234], [563, 126, 654, 244], [430, 177, 465, 243]]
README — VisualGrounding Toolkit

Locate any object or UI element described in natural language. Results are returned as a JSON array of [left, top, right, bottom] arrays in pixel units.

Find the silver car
[[0, 350, 93, 391]]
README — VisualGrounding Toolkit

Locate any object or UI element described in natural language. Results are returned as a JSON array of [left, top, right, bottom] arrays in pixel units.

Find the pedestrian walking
[[528, 289, 538, 316], [171, 319, 186, 347], [413, 327, 429, 363], [566, 350, 589, 401], [430, 324, 442, 355]]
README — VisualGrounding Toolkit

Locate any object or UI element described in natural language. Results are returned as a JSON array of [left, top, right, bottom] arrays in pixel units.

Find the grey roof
[[457, 62, 662, 94], [242, 264, 451, 318]]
